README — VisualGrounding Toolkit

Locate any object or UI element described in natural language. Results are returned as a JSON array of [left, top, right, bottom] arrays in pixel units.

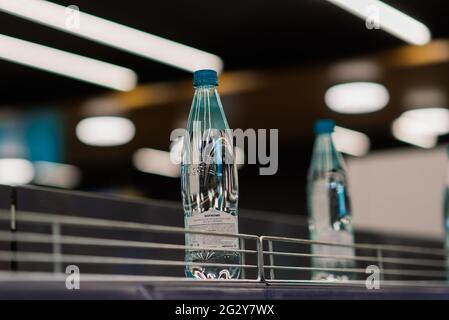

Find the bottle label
[[185, 209, 239, 250]]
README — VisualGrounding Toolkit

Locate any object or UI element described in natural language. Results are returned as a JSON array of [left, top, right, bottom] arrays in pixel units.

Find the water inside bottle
[[182, 130, 240, 279], [309, 170, 355, 281]]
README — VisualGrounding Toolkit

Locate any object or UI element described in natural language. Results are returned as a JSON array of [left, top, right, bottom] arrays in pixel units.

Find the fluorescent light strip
[[133, 148, 180, 178], [76, 116, 136, 147], [391, 117, 437, 149], [0, 0, 223, 73], [401, 108, 449, 136], [34, 161, 81, 189], [0, 34, 137, 91], [326, 0, 431, 45], [0, 158, 34, 185], [325, 82, 389, 114], [333, 126, 370, 157]]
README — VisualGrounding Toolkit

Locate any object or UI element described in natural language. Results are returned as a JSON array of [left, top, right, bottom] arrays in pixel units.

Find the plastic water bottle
[[181, 69, 240, 279], [307, 119, 355, 281]]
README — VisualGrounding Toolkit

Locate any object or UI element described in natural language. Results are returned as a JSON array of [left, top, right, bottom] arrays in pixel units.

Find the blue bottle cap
[[314, 119, 336, 134], [193, 69, 218, 86]]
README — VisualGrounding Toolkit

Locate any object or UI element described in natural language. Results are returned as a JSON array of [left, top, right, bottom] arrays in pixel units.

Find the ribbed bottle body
[[181, 83, 240, 280]]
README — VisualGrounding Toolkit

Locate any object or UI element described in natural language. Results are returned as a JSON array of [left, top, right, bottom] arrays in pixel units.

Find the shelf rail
[[261, 235, 449, 287], [0, 209, 448, 288]]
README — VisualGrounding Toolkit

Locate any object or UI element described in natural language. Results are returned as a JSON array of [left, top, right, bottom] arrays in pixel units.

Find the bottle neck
[[310, 133, 344, 174], [192, 85, 219, 106], [194, 84, 218, 91], [187, 84, 229, 132]]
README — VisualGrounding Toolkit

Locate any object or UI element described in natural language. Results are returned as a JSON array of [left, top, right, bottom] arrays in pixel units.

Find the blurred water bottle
[[181, 69, 240, 279], [307, 120, 355, 281], [444, 147, 449, 279]]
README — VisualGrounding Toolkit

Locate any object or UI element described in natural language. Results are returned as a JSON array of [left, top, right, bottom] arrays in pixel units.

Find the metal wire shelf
[[0, 209, 448, 289], [261, 235, 449, 287], [0, 209, 262, 282]]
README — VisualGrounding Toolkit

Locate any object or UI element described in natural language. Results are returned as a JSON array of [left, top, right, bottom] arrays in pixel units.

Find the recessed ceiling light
[[333, 126, 370, 157], [325, 82, 390, 114], [76, 116, 135, 147], [0, 34, 137, 91], [0, 0, 223, 73], [326, 0, 431, 45], [0, 158, 34, 185]]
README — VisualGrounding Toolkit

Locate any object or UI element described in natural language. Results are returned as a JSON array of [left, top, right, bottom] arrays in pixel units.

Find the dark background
[[1, 0, 449, 215]]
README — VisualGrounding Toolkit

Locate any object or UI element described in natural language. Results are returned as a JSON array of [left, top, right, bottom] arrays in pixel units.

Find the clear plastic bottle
[[307, 119, 355, 281], [181, 69, 240, 279]]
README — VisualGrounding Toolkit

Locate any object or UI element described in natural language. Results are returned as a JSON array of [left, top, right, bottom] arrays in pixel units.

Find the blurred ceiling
[[0, 0, 448, 213], [0, 0, 447, 103]]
